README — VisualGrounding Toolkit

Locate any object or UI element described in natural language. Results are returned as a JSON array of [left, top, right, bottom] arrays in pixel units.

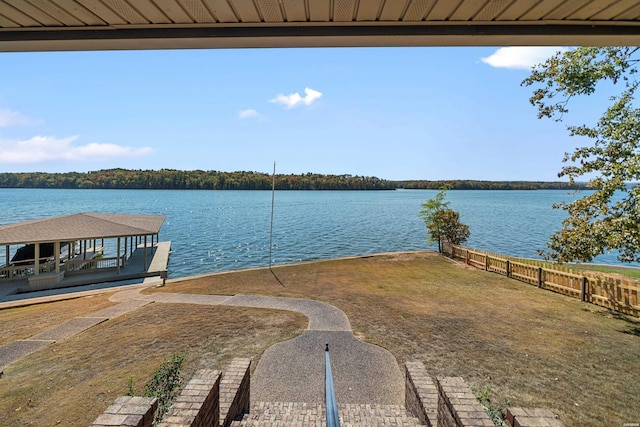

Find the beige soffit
[[0, 0, 639, 52], [0, 213, 166, 245]]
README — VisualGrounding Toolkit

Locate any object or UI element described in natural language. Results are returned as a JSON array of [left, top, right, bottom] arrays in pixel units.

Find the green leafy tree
[[438, 209, 470, 246], [522, 47, 640, 263], [419, 188, 450, 252], [419, 188, 469, 252]]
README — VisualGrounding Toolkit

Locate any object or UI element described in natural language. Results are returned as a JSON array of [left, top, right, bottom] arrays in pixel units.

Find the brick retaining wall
[[90, 396, 157, 427], [158, 369, 221, 427], [506, 407, 566, 427], [91, 358, 252, 427], [405, 361, 438, 427], [436, 376, 494, 427], [220, 358, 251, 426], [406, 361, 497, 427], [91, 358, 564, 427]]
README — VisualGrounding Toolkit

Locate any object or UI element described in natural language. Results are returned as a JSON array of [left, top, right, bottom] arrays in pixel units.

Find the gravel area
[[251, 330, 404, 405]]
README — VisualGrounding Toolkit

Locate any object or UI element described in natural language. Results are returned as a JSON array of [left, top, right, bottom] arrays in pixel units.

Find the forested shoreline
[[0, 169, 588, 191]]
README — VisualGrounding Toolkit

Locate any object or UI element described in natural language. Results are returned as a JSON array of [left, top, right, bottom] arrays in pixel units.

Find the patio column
[[54, 241, 60, 274], [144, 235, 148, 270], [34, 243, 40, 275], [5, 245, 8, 266], [117, 237, 121, 273]]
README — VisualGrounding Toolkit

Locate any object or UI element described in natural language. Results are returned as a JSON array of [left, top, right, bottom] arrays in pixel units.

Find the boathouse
[[0, 213, 167, 291]]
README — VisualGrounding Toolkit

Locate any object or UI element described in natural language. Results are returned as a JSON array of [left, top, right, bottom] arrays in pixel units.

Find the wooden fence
[[443, 243, 640, 318]]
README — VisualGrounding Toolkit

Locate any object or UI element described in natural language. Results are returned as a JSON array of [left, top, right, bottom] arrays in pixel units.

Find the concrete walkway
[[0, 286, 404, 405]]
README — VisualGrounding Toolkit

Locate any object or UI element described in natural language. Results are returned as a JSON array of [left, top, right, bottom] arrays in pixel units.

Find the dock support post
[[34, 243, 40, 275], [54, 241, 60, 274]]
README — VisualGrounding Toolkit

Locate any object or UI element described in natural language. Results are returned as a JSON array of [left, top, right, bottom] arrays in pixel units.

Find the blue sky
[[0, 46, 604, 180]]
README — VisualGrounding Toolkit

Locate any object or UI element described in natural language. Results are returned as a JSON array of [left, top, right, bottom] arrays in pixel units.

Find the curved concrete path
[[1, 285, 404, 405], [139, 290, 403, 404]]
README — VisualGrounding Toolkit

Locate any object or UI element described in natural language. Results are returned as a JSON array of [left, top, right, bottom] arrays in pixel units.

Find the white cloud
[[239, 109, 260, 119], [0, 108, 35, 127], [0, 135, 153, 164], [481, 47, 570, 70], [270, 87, 323, 109]]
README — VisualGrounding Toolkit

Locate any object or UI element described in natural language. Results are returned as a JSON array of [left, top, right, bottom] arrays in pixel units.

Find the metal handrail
[[325, 343, 341, 427]]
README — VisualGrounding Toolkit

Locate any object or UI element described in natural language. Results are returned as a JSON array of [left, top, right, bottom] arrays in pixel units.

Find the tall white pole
[[269, 161, 276, 269]]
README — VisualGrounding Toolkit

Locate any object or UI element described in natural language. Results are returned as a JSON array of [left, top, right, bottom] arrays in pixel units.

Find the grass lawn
[[0, 301, 305, 426], [150, 251, 639, 427], [0, 293, 117, 346], [568, 263, 640, 280], [1, 251, 638, 426]]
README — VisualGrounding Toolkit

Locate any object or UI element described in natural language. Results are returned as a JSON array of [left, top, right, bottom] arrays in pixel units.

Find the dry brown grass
[[0, 293, 116, 346], [150, 251, 640, 427], [1, 252, 638, 426], [0, 301, 305, 427]]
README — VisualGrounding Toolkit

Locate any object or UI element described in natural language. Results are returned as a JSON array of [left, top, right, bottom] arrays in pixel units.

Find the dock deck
[[0, 241, 171, 300]]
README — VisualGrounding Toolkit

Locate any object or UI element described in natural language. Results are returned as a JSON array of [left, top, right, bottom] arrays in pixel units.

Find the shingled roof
[[0, 213, 165, 246]]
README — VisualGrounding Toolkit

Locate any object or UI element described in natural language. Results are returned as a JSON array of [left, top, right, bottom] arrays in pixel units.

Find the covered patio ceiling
[[0, 0, 639, 52]]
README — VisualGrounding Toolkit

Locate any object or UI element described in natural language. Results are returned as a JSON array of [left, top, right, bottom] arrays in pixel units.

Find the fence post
[[506, 260, 510, 278], [537, 268, 543, 288], [484, 255, 489, 271], [580, 276, 587, 302], [466, 250, 469, 265]]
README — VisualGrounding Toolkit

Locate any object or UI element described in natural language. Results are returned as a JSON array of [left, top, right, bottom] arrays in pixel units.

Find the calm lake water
[[0, 188, 634, 278]]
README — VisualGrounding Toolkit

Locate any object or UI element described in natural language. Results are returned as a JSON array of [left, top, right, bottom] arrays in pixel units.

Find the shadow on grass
[[590, 308, 640, 337], [270, 268, 285, 287], [623, 326, 640, 337]]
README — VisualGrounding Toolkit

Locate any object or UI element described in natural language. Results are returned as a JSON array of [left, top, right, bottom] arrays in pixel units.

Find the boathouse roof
[[0, 213, 165, 246]]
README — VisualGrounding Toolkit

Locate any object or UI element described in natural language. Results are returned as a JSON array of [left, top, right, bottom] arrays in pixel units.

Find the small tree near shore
[[437, 209, 470, 247], [419, 188, 470, 252]]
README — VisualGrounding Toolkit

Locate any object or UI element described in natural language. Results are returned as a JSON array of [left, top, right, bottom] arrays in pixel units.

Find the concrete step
[[230, 402, 426, 426]]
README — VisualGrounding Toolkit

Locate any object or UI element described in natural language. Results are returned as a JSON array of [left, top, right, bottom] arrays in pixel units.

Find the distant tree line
[[0, 169, 395, 190], [397, 180, 589, 190], [0, 169, 588, 191]]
